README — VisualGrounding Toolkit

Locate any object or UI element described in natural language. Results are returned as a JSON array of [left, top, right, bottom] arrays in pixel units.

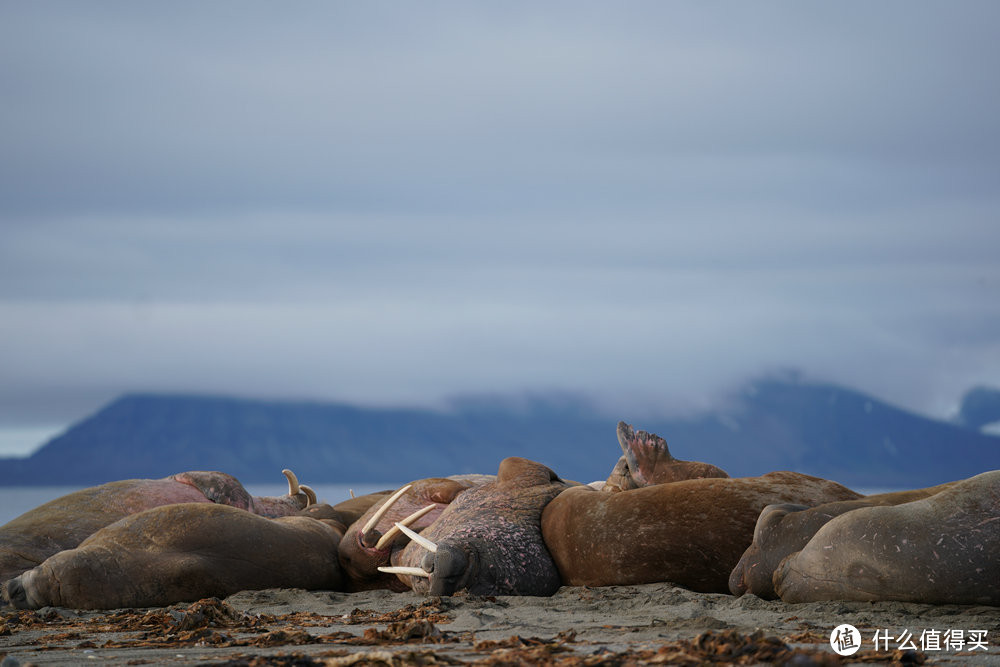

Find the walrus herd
[[2, 422, 998, 609]]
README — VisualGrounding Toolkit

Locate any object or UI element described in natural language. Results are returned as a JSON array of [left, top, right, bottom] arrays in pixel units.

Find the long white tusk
[[282, 469, 300, 496], [394, 522, 438, 553], [374, 504, 436, 550], [360, 484, 412, 535], [349, 489, 356, 499], [300, 484, 317, 507], [378, 566, 431, 578]]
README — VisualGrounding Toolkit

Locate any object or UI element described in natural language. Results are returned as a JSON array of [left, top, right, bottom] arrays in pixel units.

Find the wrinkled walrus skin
[[0, 471, 313, 584], [338, 475, 491, 592], [4, 503, 345, 610], [729, 481, 957, 599], [603, 421, 729, 491], [389, 458, 569, 597], [773, 470, 1000, 605], [542, 471, 861, 593]]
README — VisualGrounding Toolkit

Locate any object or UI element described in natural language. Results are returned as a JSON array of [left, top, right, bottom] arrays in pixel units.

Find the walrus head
[[614, 421, 729, 486], [170, 468, 318, 517], [728, 502, 810, 597], [379, 457, 566, 597], [338, 478, 479, 592], [4, 573, 38, 609]]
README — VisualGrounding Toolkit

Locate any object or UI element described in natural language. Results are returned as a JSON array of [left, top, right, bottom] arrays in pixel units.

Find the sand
[[2, 583, 999, 665]]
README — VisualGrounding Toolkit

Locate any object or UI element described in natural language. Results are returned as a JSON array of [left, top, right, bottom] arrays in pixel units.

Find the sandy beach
[[3, 583, 999, 665]]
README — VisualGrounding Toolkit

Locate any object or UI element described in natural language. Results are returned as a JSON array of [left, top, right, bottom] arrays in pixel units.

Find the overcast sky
[[1, 2, 999, 454]]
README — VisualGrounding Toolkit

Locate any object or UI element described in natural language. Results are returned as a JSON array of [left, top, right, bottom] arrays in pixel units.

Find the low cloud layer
[[1, 2, 998, 434]]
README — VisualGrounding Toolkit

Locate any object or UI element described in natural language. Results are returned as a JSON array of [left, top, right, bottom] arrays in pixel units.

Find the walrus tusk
[[349, 489, 356, 499], [282, 469, 300, 496], [374, 504, 436, 550], [378, 566, 431, 578], [394, 521, 438, 553], [282, 469, 316, 505], [361, 484, 412, 535]]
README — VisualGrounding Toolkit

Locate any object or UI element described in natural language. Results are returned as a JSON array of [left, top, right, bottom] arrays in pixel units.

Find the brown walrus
[[603, 421, 729, 491], [297, 490, 393, 527], [541, 471, 861, 593], [729, 481, 957, 598], [773, 469, 1000, 605], [0, 469, 316, 584], [4, 502, 345, 610], [380, 458, 569, 596], [338, 474, 492, 592]]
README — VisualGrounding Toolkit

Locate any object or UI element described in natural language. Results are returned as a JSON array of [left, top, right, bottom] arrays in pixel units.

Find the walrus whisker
[[361, 484, 413, 535], [374, 504, 436, 550], [299, 484, 317, 507], [378, 566, 431, 578], [394, 521, 438, 553], [281, 469, 300, 496]]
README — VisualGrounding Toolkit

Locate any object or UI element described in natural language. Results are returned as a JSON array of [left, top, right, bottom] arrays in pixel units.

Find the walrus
[[773, 470, 1000, 605], [338, 475, 492, 592], [4, 502, 346, 610], [0, 469, 316, 584], [729, 481, 957, 598], [603, 421, 729, 491], [380, 458, 569, 596], [541, 471, 861, 593], [299, 489, 395, 527]]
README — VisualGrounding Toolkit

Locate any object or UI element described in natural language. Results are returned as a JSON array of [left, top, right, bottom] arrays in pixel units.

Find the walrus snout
[[4, 573, 37, 609], [423, 544, 475, 597], [730, 502, 812, 598], [728, 562, 749, 597], [359, 528, 383, 549]]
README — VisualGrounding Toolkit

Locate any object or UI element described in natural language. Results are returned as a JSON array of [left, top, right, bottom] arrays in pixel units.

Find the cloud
[[3, 3, 998, 215], [0, 2, 999, 429]]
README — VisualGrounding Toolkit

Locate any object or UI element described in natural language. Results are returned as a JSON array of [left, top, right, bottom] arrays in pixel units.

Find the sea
[[0, 483, 401, 526]]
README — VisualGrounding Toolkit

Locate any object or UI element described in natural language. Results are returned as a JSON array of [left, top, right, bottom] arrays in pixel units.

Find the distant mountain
[[1, 378, 998, 488], [956, 386, 1000, 431]]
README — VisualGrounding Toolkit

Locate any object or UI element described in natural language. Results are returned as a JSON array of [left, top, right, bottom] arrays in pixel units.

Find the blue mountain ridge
[[1, 377, 997, 489], [956, 386, 1000, 430]]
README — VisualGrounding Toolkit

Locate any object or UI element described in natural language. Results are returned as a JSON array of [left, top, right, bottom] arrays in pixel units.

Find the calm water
[[0, 483, 401, 526]]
